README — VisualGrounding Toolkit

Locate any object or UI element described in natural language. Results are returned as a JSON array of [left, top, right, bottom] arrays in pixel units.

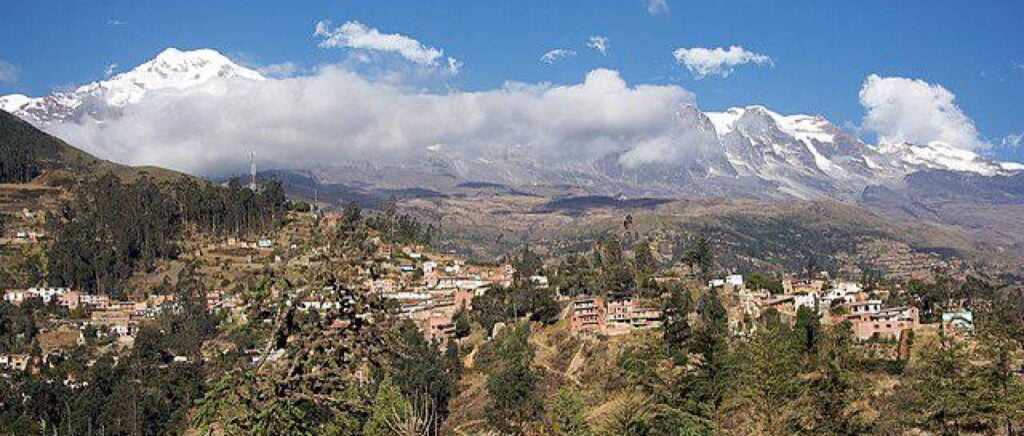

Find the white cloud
[[106, 19, 126, 27], [446, 57, 462, 75], [540, 49, 577, 64], [859, 74, 987, 150], [104, 63, 118, 78], [45, 67, 697, 175], [672, 46, 772, 78], [588, 36, 610, 56], [1002, 133, 1022, 148], [258, 62, 302, 78], [0, 59, 17, 84], [314, 20, 459, 74], [646, 0, 669, 15]]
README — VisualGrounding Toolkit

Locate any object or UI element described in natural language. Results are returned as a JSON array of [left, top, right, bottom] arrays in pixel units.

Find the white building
[[849, 299, 883, 315], [29, 287, 70, 303], [725, 274, 744, 286]]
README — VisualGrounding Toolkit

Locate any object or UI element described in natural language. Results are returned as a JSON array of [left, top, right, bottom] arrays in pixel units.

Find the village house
[[848, 300, 884, 316], [57, 291, 81, 310], [569, 295, 662, 336], [782, 278, 825, 295], [453, 289, 475, 310], [3, 289, 31, 305], [0, 354, 30, 372], [90, 309, 137, 338], [422, 310, 456, 344], [941, 311, 974, 339], [3, 286, 71, 305], [570, 297, 605, 334], [846, 306, 920, 341]]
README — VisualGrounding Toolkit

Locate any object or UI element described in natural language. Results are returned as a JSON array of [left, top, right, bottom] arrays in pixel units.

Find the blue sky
[[2, 0, 1023, 160]]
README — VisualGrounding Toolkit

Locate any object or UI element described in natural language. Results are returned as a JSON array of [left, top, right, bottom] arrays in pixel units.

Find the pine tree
[[363, 375, 416, 436], [662, 283, 694, 365]]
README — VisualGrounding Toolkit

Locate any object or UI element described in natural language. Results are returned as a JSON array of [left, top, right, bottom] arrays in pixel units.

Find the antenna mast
[[249, 150, 257, 190], [308, 169, 319, 215]]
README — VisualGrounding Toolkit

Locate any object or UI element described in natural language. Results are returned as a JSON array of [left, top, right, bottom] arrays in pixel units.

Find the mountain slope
[[0, 109, 189, 183], [862, 170, 1024, 257]]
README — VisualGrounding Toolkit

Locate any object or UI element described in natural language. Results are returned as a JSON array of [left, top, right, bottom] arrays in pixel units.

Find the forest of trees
[[366, 198, 436, 246], [0, 112, 45, 183], [46, 175, 287, 294]]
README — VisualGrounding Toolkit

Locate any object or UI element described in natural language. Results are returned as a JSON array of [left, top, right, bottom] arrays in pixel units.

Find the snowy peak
[[706, 106, 836, 144], [0, 94, 32, 113], [1, 48, 264, 123], [873, 141, 1006, 176], [95, 47, 264, 106]]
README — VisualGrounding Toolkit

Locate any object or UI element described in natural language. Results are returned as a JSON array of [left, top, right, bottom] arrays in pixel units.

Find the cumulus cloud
[[45, 67, 698, 176], [672, 46, 772, 78], [314, 20, 459, 74], [646, 0, 669, 15], [588, 36, 610, 56], [0, 59, 17, 84], [1002, 133, 1022, 148], [859, 74, 987, 150], [103, 63, 118, 78], [540, 49, 577, 64], [258, 62, 302, 78]]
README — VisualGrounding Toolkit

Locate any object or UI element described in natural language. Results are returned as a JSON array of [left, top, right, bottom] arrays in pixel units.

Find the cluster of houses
[[364, 243, 514, 345], [0, 285, 245, 372], [728, 276, 922, 342], [569, 295, 664, 336]]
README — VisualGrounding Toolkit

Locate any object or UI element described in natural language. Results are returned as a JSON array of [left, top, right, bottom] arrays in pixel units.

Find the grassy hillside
[[0, 110, 190, 185], [402, 193, 1023, 277]]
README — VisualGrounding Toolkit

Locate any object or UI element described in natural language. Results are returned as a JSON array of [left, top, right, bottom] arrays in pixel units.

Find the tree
[[681, 288, 731, 425], [789, 322, 870, 435], [662, 283, 694, 365], [485, 323, 542, 433], [975, 335, 1024, 434], [892, 341, 984, 434], [386, 321, 459, 432], [555, 254, 591, 298], [364, 375, 419, 436], [192, 268, 395, 435], [747, 272, 783, 294], [453, 309, 471, 339], [634, 240, 657, 276], [512, 245, 544, 283], [793, 306, 821, 357], [683, 235, 713, 281], [721, 316, 802, 434], [546, 385, 590, 435]]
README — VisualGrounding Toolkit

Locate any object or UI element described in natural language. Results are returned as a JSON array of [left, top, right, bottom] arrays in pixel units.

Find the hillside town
[[1, 207, 987, 378]]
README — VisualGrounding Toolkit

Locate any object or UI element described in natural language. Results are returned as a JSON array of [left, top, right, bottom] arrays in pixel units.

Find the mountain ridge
[[2, 47, 1021, 202]]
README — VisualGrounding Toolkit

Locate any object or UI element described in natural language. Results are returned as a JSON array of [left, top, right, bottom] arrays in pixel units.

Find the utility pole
[[249, 150, 257, 190], [308, 169, 319, 217]]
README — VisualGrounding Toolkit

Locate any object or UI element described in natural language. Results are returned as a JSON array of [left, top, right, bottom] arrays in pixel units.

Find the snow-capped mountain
[[2, 47, 1020, 201], [0, 48, 264, 124], [696, 105, 1020, 198], [364, 104, 1021, 200]]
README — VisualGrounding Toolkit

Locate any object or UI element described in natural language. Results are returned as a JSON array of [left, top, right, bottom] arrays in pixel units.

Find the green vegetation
[[46, 174, 286, 293]]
